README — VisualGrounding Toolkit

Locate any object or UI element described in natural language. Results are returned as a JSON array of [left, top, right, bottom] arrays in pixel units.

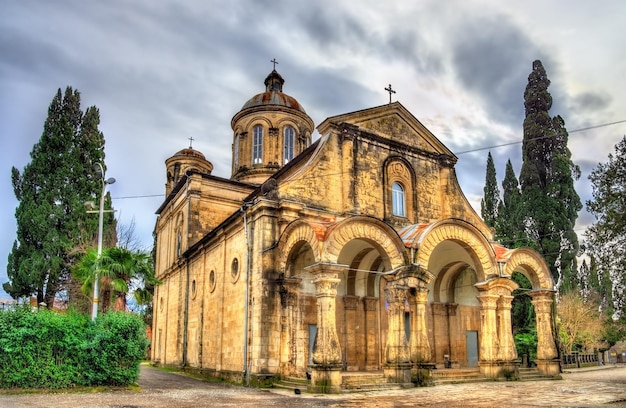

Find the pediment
[[318, 102, 455, 157]]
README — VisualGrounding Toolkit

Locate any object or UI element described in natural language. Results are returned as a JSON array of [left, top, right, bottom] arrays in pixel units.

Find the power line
[[454, 119, 626, 156], [111, 194, 164, 200], [109, 119, 626, 201]]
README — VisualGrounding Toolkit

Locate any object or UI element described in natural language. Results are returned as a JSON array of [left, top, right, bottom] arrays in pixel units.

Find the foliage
[[514, 330, 538, 362], [72, 247, 158, 314], [0, 307, 147, 388], [495, 159, 526, 249], [511, 272, 535, 335], [481, 152, 499, 229], [584, 135, 626, 320], [519, 60, 582, 293], [4, 87, 116, 306], [557, 290, 606, 354]]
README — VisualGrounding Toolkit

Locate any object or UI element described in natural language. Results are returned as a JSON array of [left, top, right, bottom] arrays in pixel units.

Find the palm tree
[[73, 247, 158, 313]]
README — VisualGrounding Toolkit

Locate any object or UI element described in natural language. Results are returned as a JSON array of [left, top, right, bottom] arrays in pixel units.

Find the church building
[[151, 67, 560, 392]]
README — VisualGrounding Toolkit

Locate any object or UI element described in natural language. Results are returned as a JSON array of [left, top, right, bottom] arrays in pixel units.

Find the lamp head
[[106, 177, 116, 185]]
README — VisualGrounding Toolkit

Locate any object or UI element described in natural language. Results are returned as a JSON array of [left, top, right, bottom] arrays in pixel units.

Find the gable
[[317, 102, 456, 158]]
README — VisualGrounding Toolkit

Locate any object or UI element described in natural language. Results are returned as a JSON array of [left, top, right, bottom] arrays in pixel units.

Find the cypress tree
[[481, 152, 499, 229], [4, 87, 114, 306], [519, 60, 582, 292], [495, 159, 524, 249]]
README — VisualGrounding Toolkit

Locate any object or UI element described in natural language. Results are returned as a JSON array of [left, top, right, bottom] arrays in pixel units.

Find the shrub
[[0, 307, 147, 388]]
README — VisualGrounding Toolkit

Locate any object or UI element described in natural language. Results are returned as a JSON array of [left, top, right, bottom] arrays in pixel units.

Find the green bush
[[0, 307, 147, 388]]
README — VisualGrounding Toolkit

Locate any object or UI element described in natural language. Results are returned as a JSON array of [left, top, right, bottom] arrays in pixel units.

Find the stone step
[[273, 376, 309, 391], [431, 369, 487, 385], [518, 368, 558, 382], [341, 383, 404, 393], [342, 374, 389, 386]]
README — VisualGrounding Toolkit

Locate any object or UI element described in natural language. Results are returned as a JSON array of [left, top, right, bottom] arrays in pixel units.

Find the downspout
[[182, 258, 190, 367], [182, 176, 192, 367], [242, 201, 251, 386]]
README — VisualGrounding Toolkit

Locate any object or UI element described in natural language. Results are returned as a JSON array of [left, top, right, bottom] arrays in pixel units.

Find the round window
[[231, 258, 240, 282], [209, 270, 216, 293]]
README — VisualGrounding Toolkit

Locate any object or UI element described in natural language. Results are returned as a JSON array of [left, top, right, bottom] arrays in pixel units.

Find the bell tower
[[230, 67, 314, 184]]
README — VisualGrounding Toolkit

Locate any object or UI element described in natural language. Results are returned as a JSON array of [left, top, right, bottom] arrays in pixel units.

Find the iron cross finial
[[271, 58, 279, 70], [188, 136, 195, 149], [385, 84, 396, 104]]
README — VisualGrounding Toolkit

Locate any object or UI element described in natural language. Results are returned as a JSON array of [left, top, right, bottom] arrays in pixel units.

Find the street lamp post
[[89, 163, 115, 320]]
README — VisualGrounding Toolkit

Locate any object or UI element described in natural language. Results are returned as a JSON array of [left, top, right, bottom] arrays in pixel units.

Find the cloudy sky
[[1, 0, 625, 299]]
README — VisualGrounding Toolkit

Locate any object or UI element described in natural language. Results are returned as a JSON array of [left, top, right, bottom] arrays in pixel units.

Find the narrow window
[[284, 126, 294, 163], [392, 182, 405, 216], [253, 125, 263, 164], [233, 134, 239, 167]]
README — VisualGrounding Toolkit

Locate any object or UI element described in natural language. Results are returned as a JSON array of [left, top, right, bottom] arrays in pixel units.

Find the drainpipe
[[182, 176, 192, 367], [242, 201, 251, 386], [182, 259, 190, 367]]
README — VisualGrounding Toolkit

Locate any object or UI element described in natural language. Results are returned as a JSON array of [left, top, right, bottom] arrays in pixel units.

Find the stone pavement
[[0, 364, 625, 407]]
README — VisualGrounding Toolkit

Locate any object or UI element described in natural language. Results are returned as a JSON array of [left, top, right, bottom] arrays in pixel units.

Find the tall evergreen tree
[[481, 152, 499, 229], [495, 159, 524, 248], [4, 87, 114, 306], [585, 135, 626, 320], [519, 60, 582, 292]]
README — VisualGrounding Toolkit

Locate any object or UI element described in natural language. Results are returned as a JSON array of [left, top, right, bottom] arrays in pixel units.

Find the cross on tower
[[385, 84, 396, 104], [271, 58, 279, 70], [188, 136, 195, 149]]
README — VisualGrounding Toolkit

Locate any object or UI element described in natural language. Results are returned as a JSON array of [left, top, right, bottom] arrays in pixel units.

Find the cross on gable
[[385, 84, 396, 104]]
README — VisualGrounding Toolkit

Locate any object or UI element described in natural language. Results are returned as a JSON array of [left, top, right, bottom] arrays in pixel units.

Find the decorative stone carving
[[305, 263, 344, 366], [384, 282, 410, 364], [409, 287, 431, 364]]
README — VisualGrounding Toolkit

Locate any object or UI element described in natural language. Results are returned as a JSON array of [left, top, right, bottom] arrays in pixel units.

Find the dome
[[240, 69, 307, 114], [172, 147, 207, 160]]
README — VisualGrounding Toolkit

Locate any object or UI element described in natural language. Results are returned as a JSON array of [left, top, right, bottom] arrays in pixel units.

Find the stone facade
[[152, 69, 560, 392]]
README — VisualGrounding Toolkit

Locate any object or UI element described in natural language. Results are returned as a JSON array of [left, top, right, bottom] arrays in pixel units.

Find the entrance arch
[[499, 247, 559, 376], [321, 216, 407, 372]]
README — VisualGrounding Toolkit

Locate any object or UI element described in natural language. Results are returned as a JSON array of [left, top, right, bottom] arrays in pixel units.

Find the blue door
[[466, 331, 479, 367]]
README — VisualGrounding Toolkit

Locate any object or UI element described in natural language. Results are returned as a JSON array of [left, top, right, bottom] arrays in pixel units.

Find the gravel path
[[1, 364, 625, 407]]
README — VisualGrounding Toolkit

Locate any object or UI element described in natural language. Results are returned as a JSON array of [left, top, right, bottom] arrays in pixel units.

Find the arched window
[[253, 125, 263, 164], [283, 126, 294, 163], [392, 182, 405, 217], [233, 134, 239, 167]]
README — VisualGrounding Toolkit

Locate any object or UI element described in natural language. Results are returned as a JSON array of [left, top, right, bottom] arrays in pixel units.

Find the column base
[[479, 360, 520, 379], [307, 364, 342, 394], [383, 363, 414, 387], [535, 358, 561, 377], [413, 363, 435, 386]]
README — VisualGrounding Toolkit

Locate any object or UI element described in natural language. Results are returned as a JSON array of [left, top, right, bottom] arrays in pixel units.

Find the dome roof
[[240, 69, 307, 114], [171, 147, 206, 160]]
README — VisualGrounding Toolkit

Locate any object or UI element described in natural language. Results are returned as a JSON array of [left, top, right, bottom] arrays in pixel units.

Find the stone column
[[343, 295, 359, 371], [279, 277, 301, 377], [363, 296, 379, 370], [409, 287, 431, 365], [305, 263, 344, 393], [530, 290, 560, 376], [496, 295, 517, 361], [383, 281, 412, 385], [476, 293, 499, 377]]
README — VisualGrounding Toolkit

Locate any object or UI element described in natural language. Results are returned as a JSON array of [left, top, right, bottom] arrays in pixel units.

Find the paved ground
[[1, 364, 625, 407]]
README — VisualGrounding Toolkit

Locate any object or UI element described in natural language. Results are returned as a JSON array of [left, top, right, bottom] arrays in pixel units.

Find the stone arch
[[414, 219, 496, 282], [501, 248, 554, 290], [321, 216, 407, 270], [276, 220, 321, 275]]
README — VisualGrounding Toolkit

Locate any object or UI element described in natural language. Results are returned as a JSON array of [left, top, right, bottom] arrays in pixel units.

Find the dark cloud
[[450, 15, 548, 125], [570, 91, 612, 113]]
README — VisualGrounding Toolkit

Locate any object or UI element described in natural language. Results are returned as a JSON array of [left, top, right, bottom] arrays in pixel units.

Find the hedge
[[0, 307, 148, 388]]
